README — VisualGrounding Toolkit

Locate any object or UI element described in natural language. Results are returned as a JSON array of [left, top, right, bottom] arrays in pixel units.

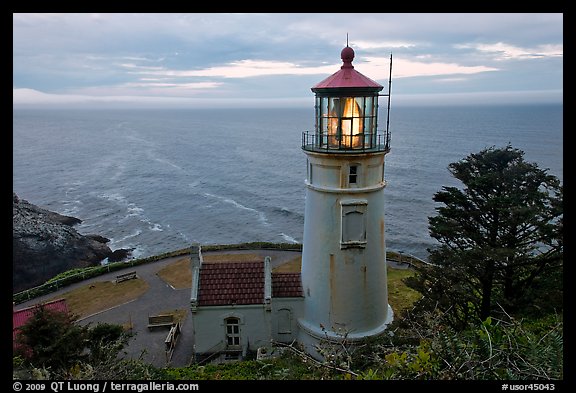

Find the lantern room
[[302, 45, 392, 152]]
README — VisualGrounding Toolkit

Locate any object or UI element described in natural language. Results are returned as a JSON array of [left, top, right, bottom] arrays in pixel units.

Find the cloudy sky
[[13, 13, 563, 108]]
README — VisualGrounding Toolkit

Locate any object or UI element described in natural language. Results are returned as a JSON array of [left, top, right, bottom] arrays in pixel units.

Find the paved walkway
[[15, 249, 302, 369]]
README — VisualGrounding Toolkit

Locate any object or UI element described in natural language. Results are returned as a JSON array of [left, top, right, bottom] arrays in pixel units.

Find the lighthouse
[[298, 44, 394, 358]]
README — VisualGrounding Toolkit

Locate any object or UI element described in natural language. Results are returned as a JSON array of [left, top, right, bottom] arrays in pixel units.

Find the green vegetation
[[353, 311, 563, 380], [158, 309, 562, 380], [387, 267, 421, 314], [162, 357, 308, 380], [14, 304, 89, 371], [406, 145, 563, 328], [13, 306, 155, 380], [15, 308, 561, 380], [12, 145, 562, 380]]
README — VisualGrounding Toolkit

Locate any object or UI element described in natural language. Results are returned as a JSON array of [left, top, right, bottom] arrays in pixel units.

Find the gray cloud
[[13, 13, 563, 107]]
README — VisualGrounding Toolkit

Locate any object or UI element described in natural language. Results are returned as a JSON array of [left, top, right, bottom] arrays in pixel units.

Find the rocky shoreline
[[13, 193, 132, 293]]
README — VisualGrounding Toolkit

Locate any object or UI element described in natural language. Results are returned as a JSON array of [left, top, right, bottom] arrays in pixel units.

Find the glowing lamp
[[303, 45, 392, 152]]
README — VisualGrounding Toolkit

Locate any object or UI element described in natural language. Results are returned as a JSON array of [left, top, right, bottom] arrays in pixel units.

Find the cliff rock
[[13, 193, 121, 293]]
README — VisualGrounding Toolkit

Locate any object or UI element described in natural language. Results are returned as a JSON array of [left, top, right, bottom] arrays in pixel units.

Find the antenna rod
[[386, 53, 393, 136]]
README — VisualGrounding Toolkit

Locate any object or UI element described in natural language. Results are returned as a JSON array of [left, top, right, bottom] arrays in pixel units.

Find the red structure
[[312, 45, 382, 89], [13, 298, 69, 346]]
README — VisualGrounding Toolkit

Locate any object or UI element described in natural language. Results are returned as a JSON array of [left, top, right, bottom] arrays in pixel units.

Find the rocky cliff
[[13, 193, 128, 293]]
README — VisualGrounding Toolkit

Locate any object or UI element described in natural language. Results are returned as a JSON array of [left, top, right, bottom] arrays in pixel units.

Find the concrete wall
[[192, 305, 272, 356], [271, 298, 304, 344]]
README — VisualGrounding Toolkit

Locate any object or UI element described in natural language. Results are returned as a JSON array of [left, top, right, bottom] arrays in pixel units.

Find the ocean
[[12, 104, 563, 261]]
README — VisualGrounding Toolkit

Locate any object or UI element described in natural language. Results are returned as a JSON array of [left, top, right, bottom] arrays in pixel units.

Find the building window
[[349, 165, 358, 185], [225, 317, 240, 347], [341, 200, 367, 249]]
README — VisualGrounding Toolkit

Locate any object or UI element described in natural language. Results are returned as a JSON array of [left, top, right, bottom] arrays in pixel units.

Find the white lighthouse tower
[[298, 44, 394, 358]]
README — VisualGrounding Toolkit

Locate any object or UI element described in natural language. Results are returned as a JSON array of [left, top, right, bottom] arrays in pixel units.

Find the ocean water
[[12, 104, 563, 261]]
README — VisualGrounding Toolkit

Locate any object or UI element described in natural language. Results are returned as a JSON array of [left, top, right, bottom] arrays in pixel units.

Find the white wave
[[178, 232, 192, 243], [63, 181, 87, 198], [61, 206, 80, 216], [128, 245, 146, 259], [257, 212, 269, 226], [123, 132, 155, 148], [112, 229, 142, 245], [98, 194, 150, 223], [61, 199, 82, 216], [154, 157, 183, 171], [99, 193, 164, 234], [135, 210, 162, 233], [204, 192, 270, 226], [114, 202, 145, 224], [149, 223, 163, 232], [127, 205, 145, 216], [280, 233, 299, 244], [98, 192, 126, 203]]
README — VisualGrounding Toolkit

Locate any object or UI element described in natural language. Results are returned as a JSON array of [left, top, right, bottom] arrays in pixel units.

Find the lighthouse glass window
[[318, 96, 378, 149]]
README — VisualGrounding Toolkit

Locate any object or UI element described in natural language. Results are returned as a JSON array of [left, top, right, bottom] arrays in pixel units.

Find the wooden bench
[[116, 271, 137, 283], [165, 322, 181, 362], [147, 314, 174, 330]]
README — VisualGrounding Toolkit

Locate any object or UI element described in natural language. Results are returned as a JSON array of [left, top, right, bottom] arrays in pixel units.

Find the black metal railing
[[302, 130, 390, 153]]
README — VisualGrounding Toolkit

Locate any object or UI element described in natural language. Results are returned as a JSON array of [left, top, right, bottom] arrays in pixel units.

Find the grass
[[204, 253, 263, 263], [156, 257, 191, 289], [387, 267, 421, 314], [48, 278, 149, 320], [272, 256, 302, 273], [46, 252, 420, 323]]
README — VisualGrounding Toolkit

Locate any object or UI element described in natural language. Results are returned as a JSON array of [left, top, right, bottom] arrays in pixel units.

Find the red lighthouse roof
[[312, 46, 383, 91]]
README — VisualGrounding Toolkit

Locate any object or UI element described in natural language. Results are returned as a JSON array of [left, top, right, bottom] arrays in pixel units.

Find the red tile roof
[[13, 298, 69, 341], [312, 66, 383, 90], [272, 273, 304, 298], [198, 262, 264, 306], [312, 47, 382, 91]]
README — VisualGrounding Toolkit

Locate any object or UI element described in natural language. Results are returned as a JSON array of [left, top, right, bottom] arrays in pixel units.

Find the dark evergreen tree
[[87, 322, 131, 363], [14, 306, 136, 378], [406, 145, 563, 328], [14, 304, 89, 369]]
